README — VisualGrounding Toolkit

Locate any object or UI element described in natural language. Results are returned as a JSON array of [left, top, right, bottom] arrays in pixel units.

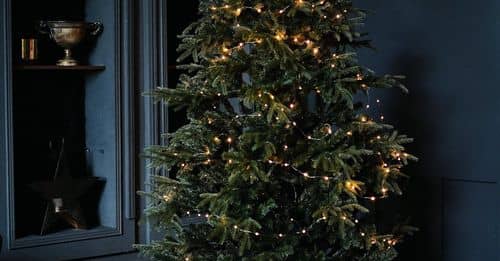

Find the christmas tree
[[137, 0, 418, 260]]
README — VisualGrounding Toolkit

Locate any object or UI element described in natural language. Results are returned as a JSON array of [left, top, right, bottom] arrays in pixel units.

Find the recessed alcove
[[1, 0, 136, 258]]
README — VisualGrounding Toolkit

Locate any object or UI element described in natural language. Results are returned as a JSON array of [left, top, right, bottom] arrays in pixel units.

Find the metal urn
[[39, 21, 103, 66]]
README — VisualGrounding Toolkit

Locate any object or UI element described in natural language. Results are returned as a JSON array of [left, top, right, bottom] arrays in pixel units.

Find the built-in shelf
[[14, 65, 106, 71], [12, 226, 119, 249]]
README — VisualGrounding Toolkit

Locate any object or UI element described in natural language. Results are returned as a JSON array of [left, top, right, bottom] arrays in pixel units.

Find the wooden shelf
[[14, 65, 106, 71]]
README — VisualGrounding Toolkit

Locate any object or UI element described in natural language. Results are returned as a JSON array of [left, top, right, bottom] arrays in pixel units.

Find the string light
[[235, 8, 242, 16]]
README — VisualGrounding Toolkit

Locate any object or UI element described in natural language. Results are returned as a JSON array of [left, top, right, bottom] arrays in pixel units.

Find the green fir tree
[[136, 0, 418, 260]]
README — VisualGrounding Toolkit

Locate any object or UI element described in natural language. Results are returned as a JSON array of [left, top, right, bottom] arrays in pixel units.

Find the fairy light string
[[152, 3, 415, 259]]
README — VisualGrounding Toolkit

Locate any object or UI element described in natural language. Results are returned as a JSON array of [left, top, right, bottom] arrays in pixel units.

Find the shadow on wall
[[385, 51, 443, 260]]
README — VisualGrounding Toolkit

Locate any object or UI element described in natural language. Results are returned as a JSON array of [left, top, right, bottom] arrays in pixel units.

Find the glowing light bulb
[[278, 233, 284, 237], [226, 137, 233, 143], [303, 172, 310, 178], [302, 229, 307, 234], [254, 232, 260, 236], [370, 196, 376, 201], [234, 225, 238, 229], [323, 176, 329, 181]]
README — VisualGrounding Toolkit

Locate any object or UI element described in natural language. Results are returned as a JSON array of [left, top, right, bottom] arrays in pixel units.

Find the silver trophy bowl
[[39, 21, 103, 66]]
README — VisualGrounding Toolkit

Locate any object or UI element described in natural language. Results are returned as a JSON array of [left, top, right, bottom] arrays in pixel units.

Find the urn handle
[[88, 22, 103, 36], [38, 20, 50, 34]]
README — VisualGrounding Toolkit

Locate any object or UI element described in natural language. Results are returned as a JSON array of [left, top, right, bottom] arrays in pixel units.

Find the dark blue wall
[[358, 1, 499, 260]]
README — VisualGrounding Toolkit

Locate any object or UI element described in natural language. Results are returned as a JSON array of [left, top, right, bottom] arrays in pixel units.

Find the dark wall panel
[[357, 0, 500, 259], [443, 180, 498, 261]]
